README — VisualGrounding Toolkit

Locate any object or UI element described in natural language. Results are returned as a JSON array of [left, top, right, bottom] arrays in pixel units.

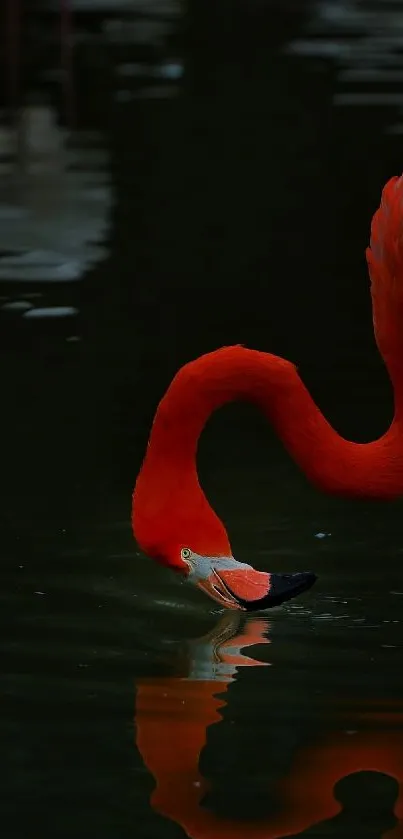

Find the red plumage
[[133, 174, 403, 583]]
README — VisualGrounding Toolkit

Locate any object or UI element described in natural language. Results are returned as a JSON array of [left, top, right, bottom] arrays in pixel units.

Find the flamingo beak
[[220, 570, 318, 612], [196, 568, 247, 610], [192, 561, 317, 612]]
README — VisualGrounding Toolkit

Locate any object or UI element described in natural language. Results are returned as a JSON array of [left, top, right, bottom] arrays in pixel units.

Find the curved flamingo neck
[[142, 346, 403, 502], [134, 176, 403, 564]]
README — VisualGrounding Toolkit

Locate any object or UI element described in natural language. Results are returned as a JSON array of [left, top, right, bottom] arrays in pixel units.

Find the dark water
[[2, 1, 403, 837]]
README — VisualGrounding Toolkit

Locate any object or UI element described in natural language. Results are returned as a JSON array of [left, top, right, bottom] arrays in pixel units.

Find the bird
[[132, 174, 403, 611]]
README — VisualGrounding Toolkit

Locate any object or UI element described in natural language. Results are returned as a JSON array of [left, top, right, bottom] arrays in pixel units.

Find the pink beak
[[191, 561, 317, 612]]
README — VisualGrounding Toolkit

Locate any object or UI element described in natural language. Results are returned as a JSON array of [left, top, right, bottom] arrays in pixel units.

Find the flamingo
[[132, 174, 403, 611]]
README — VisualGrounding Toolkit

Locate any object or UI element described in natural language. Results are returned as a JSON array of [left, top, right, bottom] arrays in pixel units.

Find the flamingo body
[[132, 175, 403, 610]]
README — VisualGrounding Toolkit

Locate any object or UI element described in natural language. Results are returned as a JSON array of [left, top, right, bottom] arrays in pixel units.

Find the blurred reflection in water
[[135, 613, 403, 839], [287, 0, 403, 132], [285, 773, 399, 839], [0, 99, 111, 286]]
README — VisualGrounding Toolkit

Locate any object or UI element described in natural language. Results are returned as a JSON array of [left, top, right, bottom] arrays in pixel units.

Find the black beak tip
[[231, 570, 318, 612], [297, 570, 317, 589]]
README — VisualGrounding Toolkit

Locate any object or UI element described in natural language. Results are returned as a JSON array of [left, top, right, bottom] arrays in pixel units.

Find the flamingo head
[[177, 547, 317, 611], [133, 488, 316, 611], [140, 533, 316, 613]]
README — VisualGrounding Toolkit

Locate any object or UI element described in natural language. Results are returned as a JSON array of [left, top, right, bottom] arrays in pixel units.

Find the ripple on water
[[0, 109, 112, 333], [286, 0, 403, 132]]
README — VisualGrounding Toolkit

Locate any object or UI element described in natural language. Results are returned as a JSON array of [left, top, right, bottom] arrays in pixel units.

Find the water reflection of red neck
[[135, 614, 271, 837], [135, 616, 403, 838], [274, 725, 403, 839]]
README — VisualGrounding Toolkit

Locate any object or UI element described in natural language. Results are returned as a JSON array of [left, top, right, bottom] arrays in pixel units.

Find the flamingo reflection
[[135, 613, 271, 835], [135, 614, 403, 838]]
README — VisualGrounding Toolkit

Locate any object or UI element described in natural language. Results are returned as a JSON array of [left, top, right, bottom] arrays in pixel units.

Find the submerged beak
[[194, 563, 317, 612]]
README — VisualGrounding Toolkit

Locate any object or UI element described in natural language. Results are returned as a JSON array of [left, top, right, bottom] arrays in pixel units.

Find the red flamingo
[[132, 175, 403, 611]]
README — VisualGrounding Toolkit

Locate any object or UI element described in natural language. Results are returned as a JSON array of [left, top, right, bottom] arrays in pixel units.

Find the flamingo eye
[[181, 547, 192, 561]]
